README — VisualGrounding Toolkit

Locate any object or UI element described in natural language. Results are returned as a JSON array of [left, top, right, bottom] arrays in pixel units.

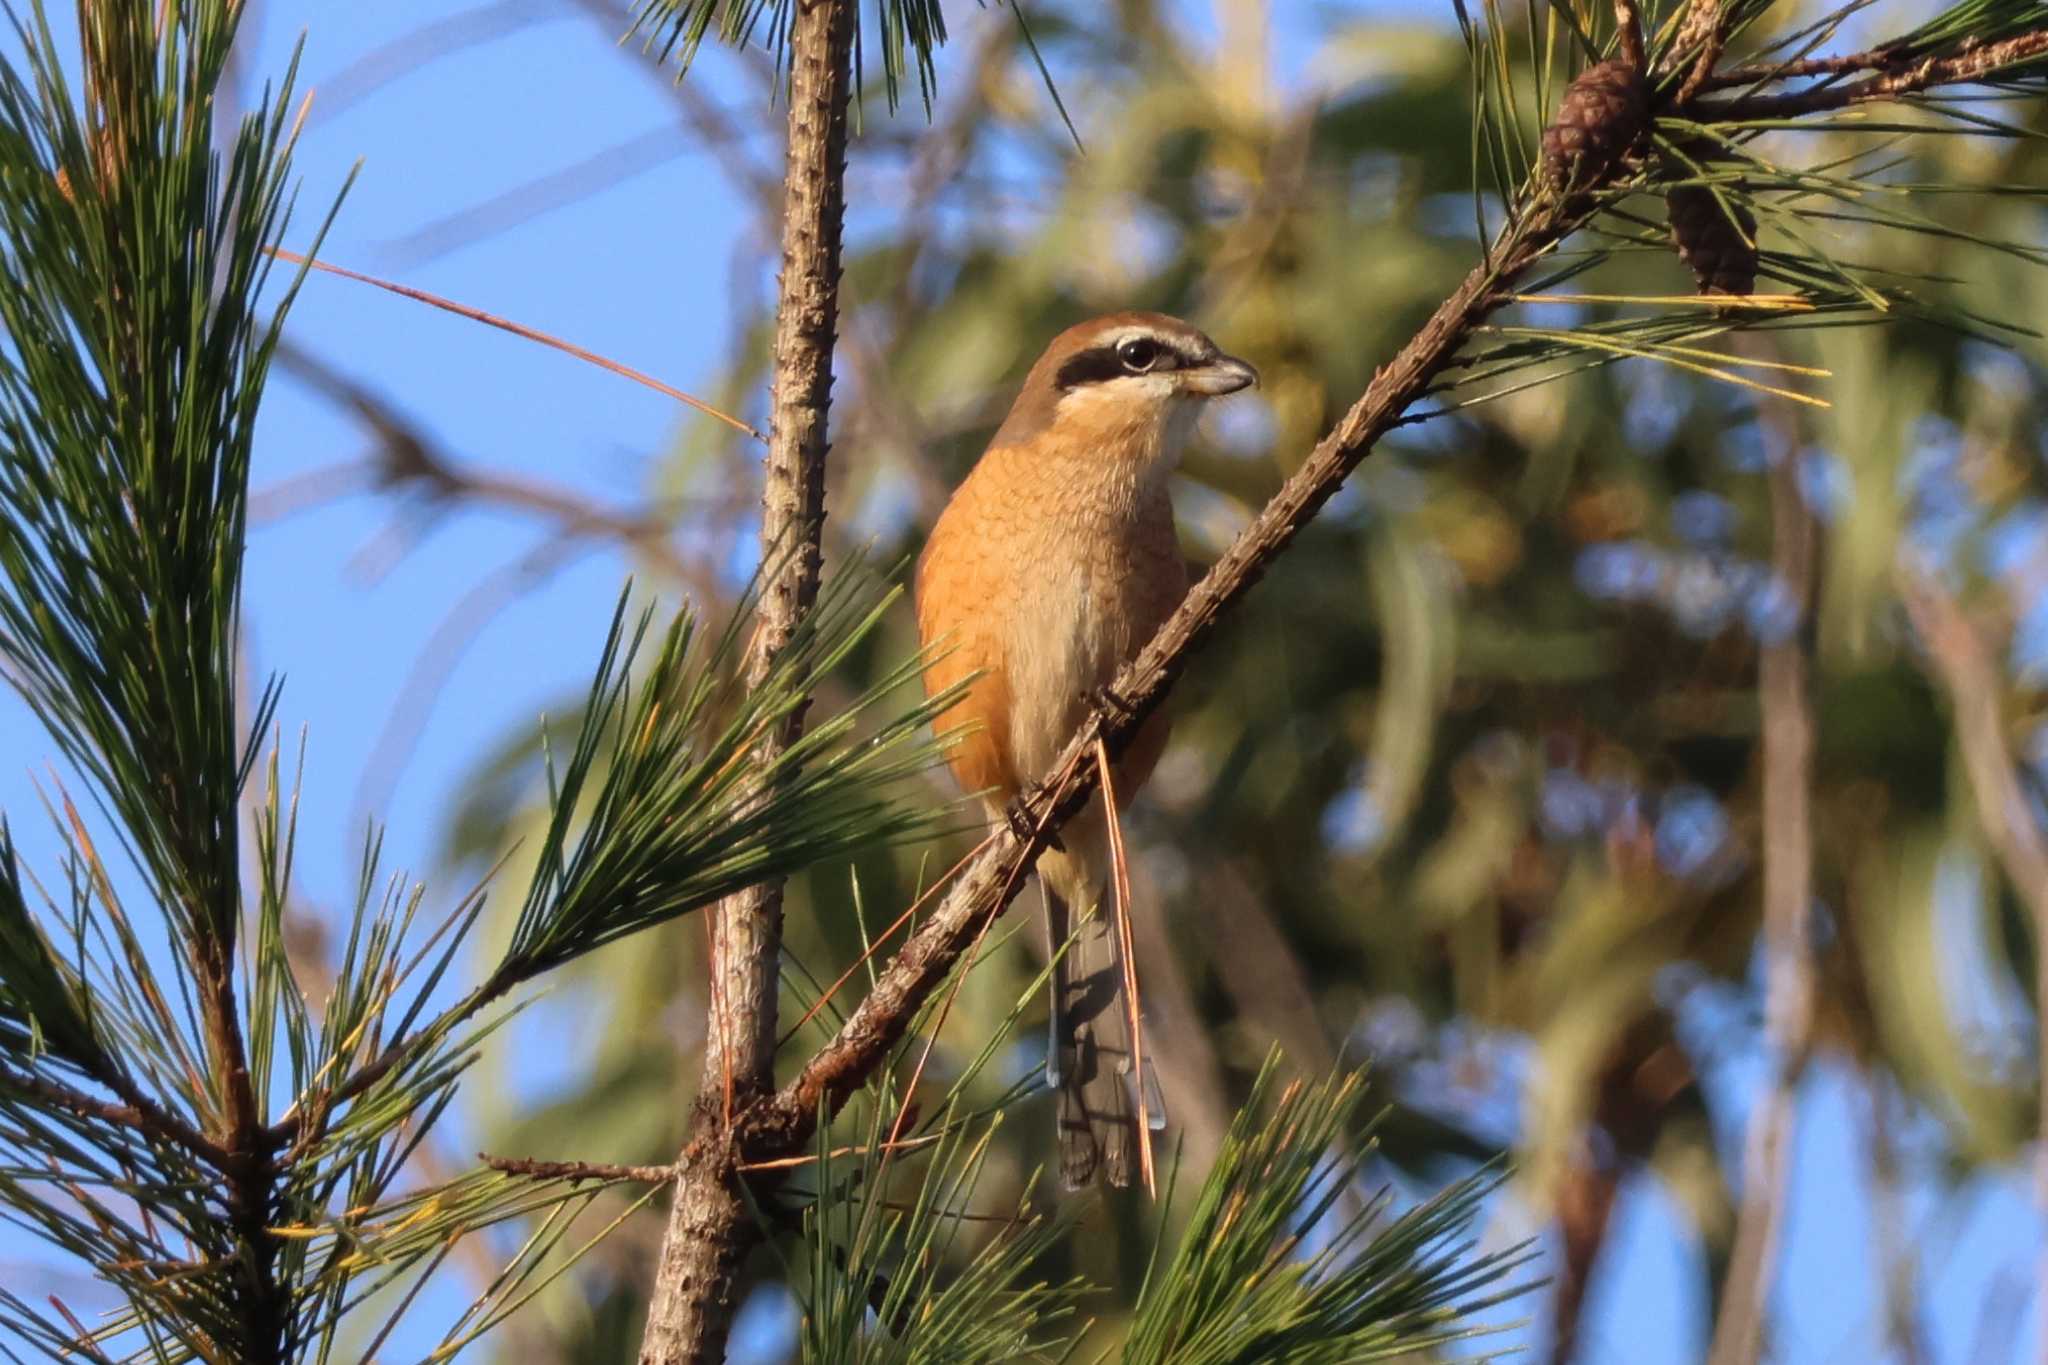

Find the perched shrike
[[914, 312, 1258, 1188]]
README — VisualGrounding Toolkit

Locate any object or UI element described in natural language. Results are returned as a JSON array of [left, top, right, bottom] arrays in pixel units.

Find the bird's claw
[[1087, 683, 1138, 720], [1004, 792, 1065, 852]]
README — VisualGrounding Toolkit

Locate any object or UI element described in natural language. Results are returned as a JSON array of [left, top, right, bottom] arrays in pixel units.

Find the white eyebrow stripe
[[1094, 327, 1206, 363]]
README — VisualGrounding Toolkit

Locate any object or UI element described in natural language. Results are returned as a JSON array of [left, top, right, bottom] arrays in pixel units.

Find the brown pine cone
[[1541, 59, 1649, 192], [1666, 179, 1758, 298]]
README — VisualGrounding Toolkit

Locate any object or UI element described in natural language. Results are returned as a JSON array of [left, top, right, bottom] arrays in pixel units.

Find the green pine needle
[[1121, 1055, 1536, 1365], [797, 1092, 1089, 1365], [631, 0, 949, 115], [495, 554, 958, 989]]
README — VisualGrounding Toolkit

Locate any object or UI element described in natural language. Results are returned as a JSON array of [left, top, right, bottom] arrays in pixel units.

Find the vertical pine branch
[[12, 4, 303, 1357], [638, 2, 854, 1360], [1708, 351, 1819, 1365]]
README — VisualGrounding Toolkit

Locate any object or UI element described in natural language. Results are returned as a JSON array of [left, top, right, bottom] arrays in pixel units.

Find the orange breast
[[916, 466, 1023, 803], [915, 443, 1189, 811]]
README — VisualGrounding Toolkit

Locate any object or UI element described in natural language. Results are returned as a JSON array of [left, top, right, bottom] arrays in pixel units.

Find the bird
[[914, 311, 1257, 1188]]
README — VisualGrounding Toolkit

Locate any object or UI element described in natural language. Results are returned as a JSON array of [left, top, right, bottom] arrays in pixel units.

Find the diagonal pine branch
[[717, 7, 2048, 1182], [750, 208, 1556, 1153], [1703, 28, 2048, 118]]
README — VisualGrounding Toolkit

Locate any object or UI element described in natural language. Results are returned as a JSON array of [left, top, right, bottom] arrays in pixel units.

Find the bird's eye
[[1116, 337, 1164, 373]]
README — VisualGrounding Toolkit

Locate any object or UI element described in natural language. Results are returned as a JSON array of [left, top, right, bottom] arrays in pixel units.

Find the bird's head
[[989, 312, 1258, 466]]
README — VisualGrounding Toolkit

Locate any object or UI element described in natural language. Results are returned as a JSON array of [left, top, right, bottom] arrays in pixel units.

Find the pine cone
[[1666, 180, 1757, 298], [1541, 59, 1649, 192]]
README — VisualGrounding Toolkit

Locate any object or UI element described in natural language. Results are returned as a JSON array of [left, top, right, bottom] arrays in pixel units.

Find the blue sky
[[0, 1, 2042, 1360]]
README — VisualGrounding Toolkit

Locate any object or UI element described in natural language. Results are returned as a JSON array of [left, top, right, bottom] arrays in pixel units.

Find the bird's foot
[[1003, 790, 1065, 852], [1086, 683, 1139, 722]]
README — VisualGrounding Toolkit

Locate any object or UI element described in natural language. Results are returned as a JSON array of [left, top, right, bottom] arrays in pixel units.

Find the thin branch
[[1697, 43, 1926, 93], [346, 535, 593, 830], [0, 1062, 232, 1169], [1696, 30, 2048, 120], [1672, 0, 1734, 105], [481, 1154, 678, 1183], [268, 340, 699, 580], [380, 126, 692, 266], [637, 0, 856, 1360], [1615, 0, 1646, 71], [1708, 338, 1820, 1365], [307, 0, 550, 125]]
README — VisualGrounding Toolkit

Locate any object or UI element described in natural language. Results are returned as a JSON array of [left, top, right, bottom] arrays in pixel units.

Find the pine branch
[[0, 1059, 232, 1170], [0, 2, 329, 1355], [482, 1153, 679, 1182], [1696, 27, 2048, 118], [638, 0, 856, 1359], [796, 1095, 1087, 1365], [1120, 1057, 1532, 1364], [266, 340, 702, 584]]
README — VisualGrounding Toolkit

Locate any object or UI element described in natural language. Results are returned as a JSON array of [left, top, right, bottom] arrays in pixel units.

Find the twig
[[308, 0, 546, 125], [267, 340, 705, 573], [880, 758, 1080, 1160], [0, 1062, 232, 1169], [481, 1154, 678, 1183], [1551, 1142, 1622, 1365], [267, 247, 766, 443], [636, 1, 856, 1360], [1615, 0, 1646, 71], [1695, 30, 2048, 120], [381, 126, 690, 266], [345, 536, 593, 827], [1197, 861, 1335, 1073], [1696, 40, 1932, 94], [1707, 335, 1820, 1365], [736, 1132, 941, 1173], [275, 336, 739, 585], [1669, 0, 1730, 104]]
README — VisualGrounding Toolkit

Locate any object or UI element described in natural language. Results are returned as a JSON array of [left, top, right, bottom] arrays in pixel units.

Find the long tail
[[1039, 839, 1163, 1190]]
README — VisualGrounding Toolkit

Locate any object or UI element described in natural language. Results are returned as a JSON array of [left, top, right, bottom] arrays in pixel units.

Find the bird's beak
[[1181, 353, 1259, 396]]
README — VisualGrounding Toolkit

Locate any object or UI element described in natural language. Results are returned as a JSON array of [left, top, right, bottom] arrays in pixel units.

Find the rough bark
[[637, 3, 853, 1360]]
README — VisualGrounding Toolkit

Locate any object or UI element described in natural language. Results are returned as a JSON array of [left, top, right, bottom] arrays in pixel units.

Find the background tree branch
[[1707, 340, 1821, 1365], [1895, 568, 2048, 1365]]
